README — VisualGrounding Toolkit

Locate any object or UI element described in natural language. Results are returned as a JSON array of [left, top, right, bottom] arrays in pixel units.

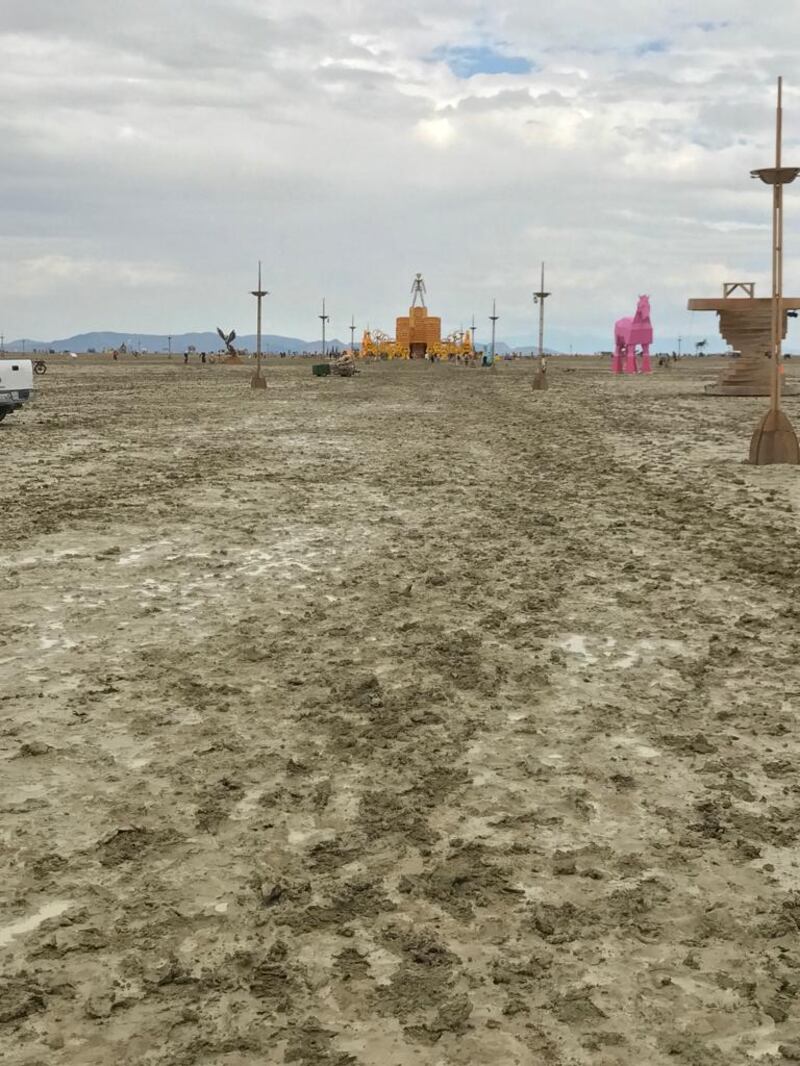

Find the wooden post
[[250, 261, 268, 390], [490, 299, 498, 365], [749, 77, 800, 463]]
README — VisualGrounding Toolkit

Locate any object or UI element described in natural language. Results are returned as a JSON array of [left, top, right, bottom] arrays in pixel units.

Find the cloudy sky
[[2, 0, 799, 350]]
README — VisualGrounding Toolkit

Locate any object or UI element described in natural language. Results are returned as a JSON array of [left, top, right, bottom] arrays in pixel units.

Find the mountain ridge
[[3, 331, 349, 354], [2, 330, 550, 356]]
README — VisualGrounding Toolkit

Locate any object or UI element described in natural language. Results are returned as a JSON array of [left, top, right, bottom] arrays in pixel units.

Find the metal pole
[[490, 299, 498, 364], [350, 316, 356, 356], [320, 299, 329, 359], [168, 335, 172, 357], [470, 314, 477, 353], [533, 261, 551, 358], [538, 264, 545, 357], [250, 261, 269, 388], [257, 263, 262, 372]]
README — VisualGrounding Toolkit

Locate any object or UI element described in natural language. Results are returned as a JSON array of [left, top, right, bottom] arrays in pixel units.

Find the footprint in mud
[[242, 939, 306, 1014], [377, 929, 460, 1019], [284, 1018, 359, 1065], [401, 841, 516, 921], [551, 988, 608, 1025], [371, 926, 474, 1046], [334, 947, 371, 982], [95, 825, 181, 866], [280, 878, 396, 934], [405, 993, 473, 1044], [0, 978, 46, 1024], [193, 776, 244, 831]]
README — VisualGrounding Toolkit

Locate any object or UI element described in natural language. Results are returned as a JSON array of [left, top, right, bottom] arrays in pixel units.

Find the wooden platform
[[687, 294, 800, 395]]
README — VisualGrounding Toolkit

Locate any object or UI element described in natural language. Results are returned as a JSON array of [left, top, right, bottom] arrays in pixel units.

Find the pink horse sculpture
[[613, 295, 653, 374]]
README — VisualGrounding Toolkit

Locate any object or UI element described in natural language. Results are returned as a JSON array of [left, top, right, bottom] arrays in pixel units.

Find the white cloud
[[0, 255, 185, 299], [0, 1, 798, 349], [416, 117, 457, 147]]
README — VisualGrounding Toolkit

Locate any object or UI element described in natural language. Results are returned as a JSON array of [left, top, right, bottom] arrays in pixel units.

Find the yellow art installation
[[358, 275, 474, 361]]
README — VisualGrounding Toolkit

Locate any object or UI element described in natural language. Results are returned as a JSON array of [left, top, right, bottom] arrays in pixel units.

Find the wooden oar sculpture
[[749, 77, 800, 464]]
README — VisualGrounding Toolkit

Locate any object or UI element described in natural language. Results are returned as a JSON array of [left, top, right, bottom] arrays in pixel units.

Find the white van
[[0, 360, 35, 421]]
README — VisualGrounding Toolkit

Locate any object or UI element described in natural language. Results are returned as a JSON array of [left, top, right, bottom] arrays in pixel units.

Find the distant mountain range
[[2, 331, 556, 356], [3, 331, 350, 355]]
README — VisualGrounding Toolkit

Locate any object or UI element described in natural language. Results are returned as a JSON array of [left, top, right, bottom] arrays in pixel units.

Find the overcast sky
[[2, 0, 799, 349]]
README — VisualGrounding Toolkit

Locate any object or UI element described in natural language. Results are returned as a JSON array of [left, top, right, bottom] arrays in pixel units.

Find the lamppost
[[168, 335, 172, 358], [250, 260, 268, 390], [533, 261, 550, 358], [749, 76, 800, 464], [319, 299, 330, 359], [489, 300, 499, 365], [350, 315, 356, 356], [470, 314, 477, 354]]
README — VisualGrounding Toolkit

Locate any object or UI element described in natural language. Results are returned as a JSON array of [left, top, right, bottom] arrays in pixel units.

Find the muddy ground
[[2, 356, 800, 1065]]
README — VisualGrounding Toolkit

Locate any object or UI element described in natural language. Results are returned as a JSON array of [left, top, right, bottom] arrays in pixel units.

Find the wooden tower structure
[[688, 282, 800, 395]]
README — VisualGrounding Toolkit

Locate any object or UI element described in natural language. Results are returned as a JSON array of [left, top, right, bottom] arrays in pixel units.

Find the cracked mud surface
[[3, 357, 800, 1064]]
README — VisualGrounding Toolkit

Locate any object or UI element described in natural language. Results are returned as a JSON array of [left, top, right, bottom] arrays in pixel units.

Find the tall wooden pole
[[490, 299, 498, 364], [538, 263, 545, 357], [250, 261, 268, 390], [256, 263, 262, 370], [772, 78, 784, 413], [749, 77, 800, 463], [533, 262, 551, 358], [319, 299, 329, 359]]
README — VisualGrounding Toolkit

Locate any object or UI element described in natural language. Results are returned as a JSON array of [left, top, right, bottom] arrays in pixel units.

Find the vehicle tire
[[0, 411, 7, 422], [33, 361, 47, 375]]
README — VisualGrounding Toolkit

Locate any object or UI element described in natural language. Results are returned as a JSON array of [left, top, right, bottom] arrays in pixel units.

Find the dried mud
[[3, 357, 800, 1064]]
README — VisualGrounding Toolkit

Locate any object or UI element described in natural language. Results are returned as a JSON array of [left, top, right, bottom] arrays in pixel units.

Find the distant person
[[201, 352, 207, 363], [183, 352, 189, 364]]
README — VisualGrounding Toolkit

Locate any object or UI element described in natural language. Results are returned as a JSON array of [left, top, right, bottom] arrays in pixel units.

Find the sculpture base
[[749, 408, 800, 465], [250, 373, 267, 390]]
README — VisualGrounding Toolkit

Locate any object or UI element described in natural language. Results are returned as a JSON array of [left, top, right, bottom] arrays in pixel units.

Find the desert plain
[[2, 356, 800, 1065]]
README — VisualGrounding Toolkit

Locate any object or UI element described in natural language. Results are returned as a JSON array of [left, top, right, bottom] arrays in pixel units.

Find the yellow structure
[[359, 275, 474, 361], [361, 330, 376, 358], [396, 305, 442, 358]]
